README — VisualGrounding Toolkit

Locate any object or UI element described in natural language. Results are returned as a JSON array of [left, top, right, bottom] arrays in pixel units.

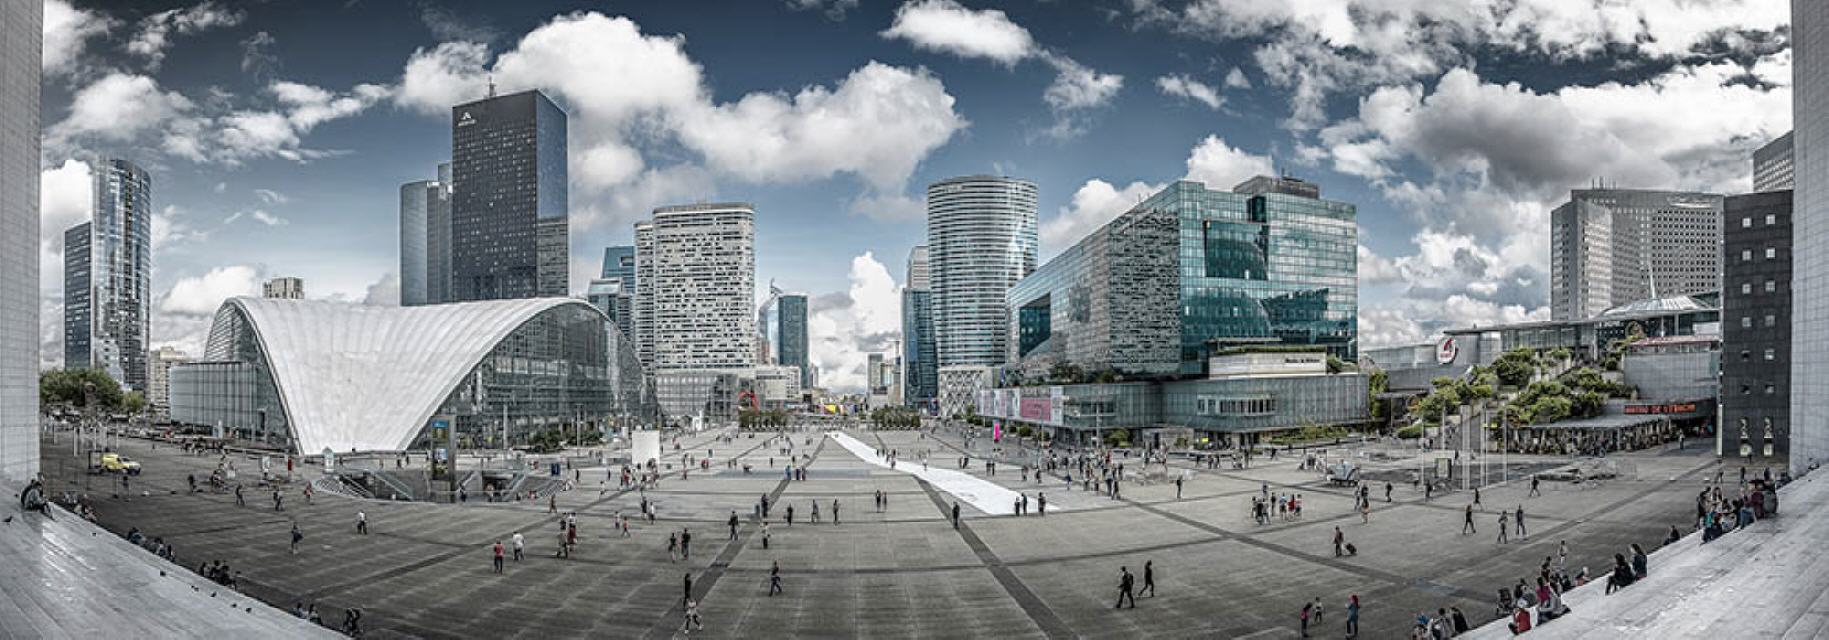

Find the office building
[[147, 346, 189, 420], [1794, 0, 1829, 472], [262, 277, 303, 300], [903, 245, 937, 408], [777, 293, 809, 388], [757, 284, 782, 366], [1755, 131, 1795, 192], [585, 277, 632, 337], [938, 365, 994, 418], [868, 353, 886, 395], [1008, 178, 1357, 377], [169, 297, 637, 451], [0, 0, 41, 480], [602, 245, 635, 291], [65, 159, 153, 393], [755, 364, 802, 409], [638, 203, 757, 418], [450, 90, 568, 301], [401, 163, 454, 306], [1722, 191, 1792, 459], [634, 221, 656, 369], [1550, 188, 1724, 321], [928, 175, 1038, 368]]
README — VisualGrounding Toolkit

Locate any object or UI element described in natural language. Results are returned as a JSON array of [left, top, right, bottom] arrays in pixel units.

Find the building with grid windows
[[65, 159, 153, 393], [903, 246, 938, 408], [1550, 188, 1723, 321], [776, 293, 809, 388], [928, 176, 1037, 368], [1722, 190, 1792, 460], [450, 90, 568, 302], [262, 277, 303, 300], [399, 164, 452, 306], [1797, 0, 1829, 472], [636, 203, 756, 420], [1007, 177, 1357, 378], [1, 0, 41, 481], [1755, 131, 1794, 192]]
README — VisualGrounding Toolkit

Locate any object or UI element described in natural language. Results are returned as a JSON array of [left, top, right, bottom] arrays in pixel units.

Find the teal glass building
[[1008, 177, 1357, 377]]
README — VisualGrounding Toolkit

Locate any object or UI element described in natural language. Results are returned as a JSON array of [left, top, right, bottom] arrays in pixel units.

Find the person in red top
[[492, 540, 505, 574]]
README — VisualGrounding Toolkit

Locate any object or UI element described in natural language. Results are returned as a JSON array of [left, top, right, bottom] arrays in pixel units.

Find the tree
[[40, 368, 125, 410], [1104, 428, 1132, 448], [122, 391, 146, 415], [1529, 396, 1572, 424], [1571, 391, 1606, 419]]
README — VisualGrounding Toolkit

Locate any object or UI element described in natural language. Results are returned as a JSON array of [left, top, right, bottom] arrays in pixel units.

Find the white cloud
[[126, 1, 244, 69], [160, 265, 263, 316], [808, 252, 901, 393], [1184, 134, 1275, 189], [1224, 67, 1251, 89], [43, 0, 113, 75], [223, 209, 286, 226], [362, 272, 400, 306], [252, 188, 289, 205], [393, 41, 492, 117], [1156, 74, 1224, 110], [1040, 53, 1123, 111], [47, 72, 193, 145], [1041, 179, 1161, 252], [848, 191, 926, 222], [151, 205, 208, 251], [39, 160, 93, 294], [1357, 245, 1401, 285], [881, 0, 1036, 66], [787, 0, 860, 21]]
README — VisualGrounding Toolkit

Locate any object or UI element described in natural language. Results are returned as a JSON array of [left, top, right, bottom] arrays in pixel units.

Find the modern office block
[[634, 221, 656, 370], [1755, 131, 1795, 193], [65, 159, 153, 393], [262, 277, 303, 300], [928, 176, 1037, 369], [1550, 188, 1723, 321], [450, 90, 568, 301], [586, 277, 632, 337], [602, 245, 635, 291], [147, 346, 190, 420], [1722, 191, 1792, 459], [0, 0, 42, 480], [1008, 178, 1357, 377], [777, 293, 808, 388], [1792, 0, 1829, 473], [902, 245, 937, 407], [641, 202, 756, 371]]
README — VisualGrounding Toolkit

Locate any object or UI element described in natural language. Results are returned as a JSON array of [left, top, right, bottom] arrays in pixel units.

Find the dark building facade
[[903, 288, 937, 407], [776, 293, 809, 388], [1722, 190, 1792, 460], [450, 90, 568, 301], [62, 222, 91, 371]]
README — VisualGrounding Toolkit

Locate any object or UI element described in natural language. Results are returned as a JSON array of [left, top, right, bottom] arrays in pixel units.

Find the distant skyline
[[35, 0, 1791, 390]]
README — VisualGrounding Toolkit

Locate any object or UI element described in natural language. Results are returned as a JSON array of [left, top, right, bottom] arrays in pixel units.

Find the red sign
[[1020, 397, 1051, 422], [1625, 402, 1698, 415]]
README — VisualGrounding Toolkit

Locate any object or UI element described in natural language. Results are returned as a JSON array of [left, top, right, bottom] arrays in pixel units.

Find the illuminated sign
[[1624, 402, 1699, 415], [1436, 336, 1459, 365], [457, 111, 475, 127]]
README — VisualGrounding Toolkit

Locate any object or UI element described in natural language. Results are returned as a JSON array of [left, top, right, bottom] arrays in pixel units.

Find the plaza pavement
[[37, 426, 1747, 638]]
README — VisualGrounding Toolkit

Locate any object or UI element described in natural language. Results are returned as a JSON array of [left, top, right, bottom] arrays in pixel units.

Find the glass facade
[[777, 294, 809, 388], [1008, 179, 1356, 378], [1000, 374, 1370, 443], [902, 288, 937, 406], [451, 90, 568, 301], [398, 180, 433, 306], [928, 176, 1037, 368], [64, 159, 152, 392]]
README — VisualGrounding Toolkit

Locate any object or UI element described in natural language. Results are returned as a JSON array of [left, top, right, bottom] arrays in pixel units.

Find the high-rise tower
[[927, 176, 1038, 368], [450, 90, 568, 301]]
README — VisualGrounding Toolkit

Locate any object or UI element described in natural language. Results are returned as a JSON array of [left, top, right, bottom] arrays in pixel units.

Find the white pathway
[[827, 432, 1064, 516]]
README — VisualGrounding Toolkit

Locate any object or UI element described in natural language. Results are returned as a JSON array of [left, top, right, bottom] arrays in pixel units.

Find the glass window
[[1742, 217, 1752, 228], [1767, 214, 1777, 226], [1766, 247, 1777, 259], [1765, 348, 1776, 361], [1742, 283, 1753, 295], [1766, 280, 1777, 293], [1765, 315, 1776, 327], [1742, 249, 1753, 262], [1742, 316, 1752, 328]]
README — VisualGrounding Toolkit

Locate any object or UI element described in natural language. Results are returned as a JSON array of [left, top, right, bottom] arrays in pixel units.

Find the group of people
[[1252, 488, 1303, 524], [291, 601, 363, 637], [1699, 466, 1782, 543]]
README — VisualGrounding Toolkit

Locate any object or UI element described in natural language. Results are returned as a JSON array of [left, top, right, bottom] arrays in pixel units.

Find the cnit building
[[982, 177, 1368, 448]]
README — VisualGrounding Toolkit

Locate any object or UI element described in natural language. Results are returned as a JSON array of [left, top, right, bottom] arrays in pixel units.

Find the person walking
[[683, 573, 694, 607], [681, 528, 692, 560], [1384, 482, 1393, 503], [681, 599, 704, 634], [761, 521, 771, 550], [728, 510, 740, 540], [1037, 492, 1046, 516], [1497, 511, 1510, 544], [289, 522, 304, 554], [667, 532, 679, 562], [1175, 476, 1184, 500], [512, 531, 525, 561], [952, 502, 961, 529], [1141, 560, 1156, 597], [235, 484, 245, 507], [274, 489, 285, 512], [785, 504, 794, 526], [1463, 505, 1476, 535], [1473, 487, 1483, 511], [769, 561, 784, 596], [355, 511, 368, 535], [1312, 597, 1325, 625], [1299, 600, 1312, 638], [1529, 475, 1542, 497], [491, 540, 504, 573], [1515, 505, 1528, 540], [832, 499, 840, 525], [1345, 594, 1360, 638], [1333, 526, 1346, 557], [1115, 566, 1136, 609]]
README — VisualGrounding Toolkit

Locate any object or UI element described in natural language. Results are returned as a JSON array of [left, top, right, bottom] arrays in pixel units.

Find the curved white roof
[[216, 297, 597, 453]]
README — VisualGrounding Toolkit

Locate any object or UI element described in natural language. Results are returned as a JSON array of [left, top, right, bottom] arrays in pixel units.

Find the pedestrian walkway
[[828, 432, 1062, 516], [0, 483, 335, 638], [1465, 470, 1829, 638]]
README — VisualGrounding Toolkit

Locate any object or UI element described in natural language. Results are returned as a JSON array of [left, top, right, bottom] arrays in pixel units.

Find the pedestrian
[[1463, 504, 1476, 535], [1516, 505, 1528, 540], [491, 540, 504, 573], [274, 489, 285, 512], [1115, 566, 1136, 608], [728, 510, 740, 540], [1333, 526, 1345, 557], [549, 494, 557, 514], [1175, 476, 1184, 500], [1142, 560, 1156, 597], [1497, 511, 1510, 544], [1038, 492, 1046, 516], [1385, 482, 1393, 503], [355, 511, 368, 535], [1474, 487, 1483, 511], [683, 573, 694, 606], [1529, 475, 1542, 497], [235, 484, 244, 507], [1345, 594, 1360, 638], [769, 561, 783, 596], [1299, 600, 1312, 638], [1312, 597, 1325, 624], [762, 521, 771, 550], [681, 528, 692, 560], [1425, 481, 1433, 501], [952, 502, 961, 529], [832, 499, 840, 525], [681, 599, 704, 634], [786, 504, 795, 526], [513, 531, 525, 561], [289, 522, 303, 554], [667, 532, 679, 562], [1361, 501, 1370, 524]]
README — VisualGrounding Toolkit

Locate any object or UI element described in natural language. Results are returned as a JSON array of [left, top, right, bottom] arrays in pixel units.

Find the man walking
[[355, 511, 367, 535], [289, 522, 304, 554], [512, 531, 525, 561], [1529, 475, 1542, 498], [1384, 482, 1393, 503], [728, 510, 740, 540], [785, 504, 794, 526], [1515, 505, 1527, 540], [681, 528, 692, 560], [274, 489, 285, 512], [235, 484, 245, 507], [683, 573, 694, 606], [1473, 487, 1484, 511], [1463, 505, 1476, 535], [952, 502, 961, 529], [492, 540, 505, 573], [1333, 526, 1346, 557], [832, 499, 840, 525], [1175, 476, 1184, 500], [769, 561, 783, 596], [1115, 566, 1136, 609], [1037, 492, 1046, 516], [1497, 511, 1510, 544], [1142, 560, 1157, 597]]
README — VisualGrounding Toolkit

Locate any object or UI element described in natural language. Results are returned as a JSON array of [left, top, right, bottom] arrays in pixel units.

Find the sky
[[37, 0, 1792, 391]]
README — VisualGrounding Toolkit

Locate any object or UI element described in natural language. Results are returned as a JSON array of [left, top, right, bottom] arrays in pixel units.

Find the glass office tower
[[65, 159, 153, 392], [777, 294, 809, 388], [1008, 178, 1357, 377], [450, 90, 568, 301], [928, 176, 1038, 368]]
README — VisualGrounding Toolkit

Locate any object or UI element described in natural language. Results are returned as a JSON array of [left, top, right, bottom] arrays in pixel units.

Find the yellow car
[[100, 453, 142, 475]]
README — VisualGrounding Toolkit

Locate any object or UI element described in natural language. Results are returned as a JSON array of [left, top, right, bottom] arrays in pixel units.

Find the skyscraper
[[902, 246, 937, 407], [602, 245, 635, 291], [263, 277, 303, 299], [1721, 190, 1791, 460], [450, 89, 568, 301], [638, 203, 757, 418], [586, 277, 632, 338], [1549, 188, 1723, 321], [1755, 131, 1795, 192], [1, 0, 42, 480], [400, 163, 453, 306], [597, 245, 636, 340], [633, 221, 656, 370], [1793, 0, 1829, 472], [928, 176, 1038, 368], [66, 159, 153, 393], [777, 293, 809, 388]]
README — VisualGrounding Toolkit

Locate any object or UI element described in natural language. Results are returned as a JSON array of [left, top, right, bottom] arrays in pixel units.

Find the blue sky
[[38, 0, 1792, 389]]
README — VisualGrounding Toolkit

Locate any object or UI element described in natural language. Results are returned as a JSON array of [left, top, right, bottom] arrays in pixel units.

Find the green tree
[[39, 368, 125, 410], [122, 391, 146, 415], [1529, 396, 1573, 424], [1103, 428, 1132, 448]]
